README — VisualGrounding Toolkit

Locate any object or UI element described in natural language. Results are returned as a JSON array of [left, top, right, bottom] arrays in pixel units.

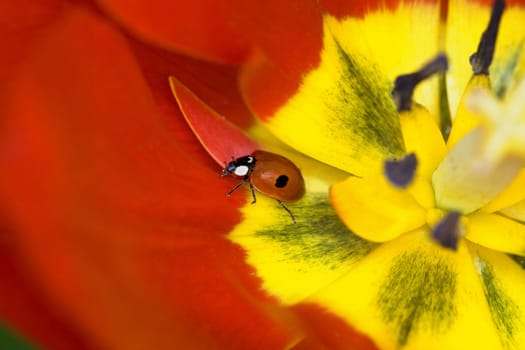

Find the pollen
[[431, 211, 464, 250]]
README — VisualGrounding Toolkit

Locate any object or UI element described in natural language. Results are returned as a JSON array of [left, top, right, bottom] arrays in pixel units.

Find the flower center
[[431, 0, 524, 216], [383, 0, 525, 249]]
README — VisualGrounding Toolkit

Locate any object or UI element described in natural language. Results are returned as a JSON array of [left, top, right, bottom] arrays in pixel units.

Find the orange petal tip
[[169, 76, 259, 165]]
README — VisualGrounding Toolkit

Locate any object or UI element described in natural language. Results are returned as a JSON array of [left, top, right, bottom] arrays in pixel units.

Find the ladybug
[[221, 150, 305, 223]]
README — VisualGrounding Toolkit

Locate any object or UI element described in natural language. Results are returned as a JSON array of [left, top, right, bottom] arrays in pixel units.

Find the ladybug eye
[[221, 161, 237, 176], [274, 175, 289, 188], [246, 156, 254, 163]]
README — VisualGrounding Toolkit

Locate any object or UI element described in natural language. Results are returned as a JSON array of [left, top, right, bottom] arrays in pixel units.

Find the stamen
[[384, 153, 418, 188], [438, 72, 452, 141], [432, 211, 462, 250], [431, 1, 523, 214], [392, 54, 449, 112], [469, 0, 505, 75]]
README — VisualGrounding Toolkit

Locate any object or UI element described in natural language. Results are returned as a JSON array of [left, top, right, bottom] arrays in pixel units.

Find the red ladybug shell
[[250, 150, 305, 202]]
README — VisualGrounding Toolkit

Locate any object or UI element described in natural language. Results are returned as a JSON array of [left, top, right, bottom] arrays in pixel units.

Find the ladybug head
[[221, 155, 256, 177]]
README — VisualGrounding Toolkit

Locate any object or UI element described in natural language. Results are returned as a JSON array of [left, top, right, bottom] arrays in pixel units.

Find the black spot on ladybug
[[275, 175, 289, 188], [221, 150, 305, 223]]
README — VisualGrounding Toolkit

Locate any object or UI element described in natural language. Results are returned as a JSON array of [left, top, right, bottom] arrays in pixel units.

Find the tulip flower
[[1, 0, 525, 349]]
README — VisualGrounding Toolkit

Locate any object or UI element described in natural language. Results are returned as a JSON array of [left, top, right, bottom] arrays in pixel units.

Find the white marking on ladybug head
[[234, 165, 250, 176]]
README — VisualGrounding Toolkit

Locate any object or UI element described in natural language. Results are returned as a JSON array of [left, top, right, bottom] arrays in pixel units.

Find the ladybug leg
[[277, 200, 296, 224], [226, 175, 257, 205], [249, 183, 257, 204], [226, 179, 246, 197]]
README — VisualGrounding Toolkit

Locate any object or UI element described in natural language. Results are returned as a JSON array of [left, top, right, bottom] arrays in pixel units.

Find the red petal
[[239, 0, 324, 118], [97, 0, 252, 64], [319, 0, 437, 19], [170, 77, 259, 165], [0, 226, 91, 350], [0, 0, 64, 81], [126, 39, 257, 172], [97, 0, 323, 71], [130, 39, 255, 129], [321, 0, 525, 20], [293, 304, 378, 350], [319, 0, 394, 18], [0, 6, 301, 349], [97, 0, 324, 116]]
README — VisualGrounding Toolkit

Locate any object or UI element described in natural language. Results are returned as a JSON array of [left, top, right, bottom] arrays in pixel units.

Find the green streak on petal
[[477, 258, 519, 348], [254, 194, 378, 268], [492, 42, 524, 98], [264, 16, 409, 177], [332, 39, 405, 159], [377, 251, 457, 346], [438, 73, 452, 140], [230, 187, 379, 304], [508, 254, 525, 269], [0, 321, 39, 350]]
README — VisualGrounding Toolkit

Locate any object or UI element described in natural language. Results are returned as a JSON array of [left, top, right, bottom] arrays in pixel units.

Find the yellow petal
[[445, 0, 525, 117], [470, 245, 525, 349], [489, 4, 525, 99], [400, 103, 447, 178], [263, 18, 402, 176], [465, 213, 525, 256], [228, 167, 377, 304], [247, 122, 350, 184], [499, 199, 525, 222], [328, 3, 442, 116], [446, 74, 491, 149], [261, 3, 443, 177], [330, 175, 426, 242], [306, 230, 512, 349], [481, 169, 525, 213], [408, 178, 436, 209]]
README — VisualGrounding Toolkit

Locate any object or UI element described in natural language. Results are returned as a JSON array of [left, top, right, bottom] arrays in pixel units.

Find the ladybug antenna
[[277, 200, 296, 224], [221, 157, 237, 177]]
